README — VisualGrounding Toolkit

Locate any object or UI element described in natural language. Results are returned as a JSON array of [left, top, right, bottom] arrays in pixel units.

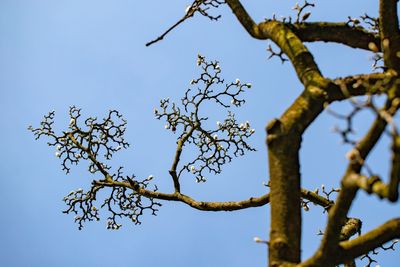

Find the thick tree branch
[[291, 22, 381, 52], [337, 218, 400, 264], [310, 173, 359, 266], [379, 0, 400, 70], [300, 218, 400, 266], [340, 217, 362, 242], [389, 135, 400, 201], [327, 71, 399, 102], [353, 174, 389, 199], [225, 1, 381, 52], [258, 21, 324, 86], [225, 0, 264, 39]]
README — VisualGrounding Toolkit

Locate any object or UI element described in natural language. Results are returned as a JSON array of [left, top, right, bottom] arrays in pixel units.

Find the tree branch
[[301, 188, 333, 209], [337, 218, 400, 264], [389, 135, 400, 201], [95, 178, 271, 211], [291, 22, 381, 51], [225, 0, 264, 39], [379, 0, 400, 70], [327, 71, 399, 103], [95, 178, 333, 213]]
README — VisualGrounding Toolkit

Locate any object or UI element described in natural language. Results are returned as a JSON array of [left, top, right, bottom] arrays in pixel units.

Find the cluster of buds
[[63, 187, 101, 230], [184, 0, 225, 21], [29, 106, 129, 174], [62, 167, 160, 230], [155, 54, 256, 182], [292, 1, 314, 23], [101, 168, 161, 230]]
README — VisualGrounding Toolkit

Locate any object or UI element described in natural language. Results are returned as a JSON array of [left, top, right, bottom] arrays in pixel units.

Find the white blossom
[[235, 78, 240, 84], [250, 128, 255, 134], [69, 118, 75, 126], [213, 134, 218, 140], [246, 83, 252, 88], [165, 124, 170, 129], [147, 174, 154, 180], [55, 152, 61, 158], [56, 145, 62, 150]]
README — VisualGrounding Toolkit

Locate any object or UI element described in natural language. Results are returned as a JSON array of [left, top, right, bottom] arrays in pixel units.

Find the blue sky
[[0, 1, 398, 266]]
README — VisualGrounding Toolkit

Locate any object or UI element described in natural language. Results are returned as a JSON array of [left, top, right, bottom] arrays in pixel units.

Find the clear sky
[[0, 1, 399, 266]]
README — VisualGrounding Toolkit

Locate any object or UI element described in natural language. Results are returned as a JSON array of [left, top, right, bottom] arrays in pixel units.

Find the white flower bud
[[148, 175, 154, 180], [250, 128, 255, 134], [55, 152, 61, 158], [165, 124, 170, 129], [246, 83, 252, 88], [253, 237, 262, 243], [69, 118, 75, 126], [56, 145, 62, 150], [213, 134, 218, 140], [235, 78, 240, 84], [190, 166, 196, 173]]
